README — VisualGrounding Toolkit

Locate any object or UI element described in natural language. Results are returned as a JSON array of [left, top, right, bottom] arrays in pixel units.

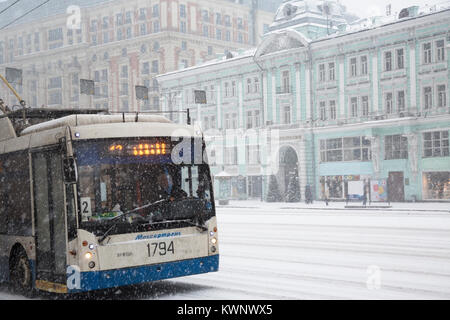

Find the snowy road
[[1, 202, 450, 300]]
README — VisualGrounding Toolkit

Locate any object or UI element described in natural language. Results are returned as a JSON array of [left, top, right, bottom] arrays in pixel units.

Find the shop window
[[423, 172, 450, 200]]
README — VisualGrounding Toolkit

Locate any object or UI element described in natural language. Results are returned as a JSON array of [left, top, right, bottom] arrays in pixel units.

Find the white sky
[[339, 0, 450, 18], [0, 0, 449, 19]]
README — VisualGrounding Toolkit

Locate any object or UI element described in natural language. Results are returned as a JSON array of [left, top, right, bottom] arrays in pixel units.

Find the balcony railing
[[276, 86, 292, 94]]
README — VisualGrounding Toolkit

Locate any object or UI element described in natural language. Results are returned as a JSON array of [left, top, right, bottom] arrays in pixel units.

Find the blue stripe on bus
[[70, 254, 219, 293]]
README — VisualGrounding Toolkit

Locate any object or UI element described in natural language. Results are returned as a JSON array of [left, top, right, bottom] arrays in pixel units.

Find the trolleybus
[[0, 108, 219, 295]]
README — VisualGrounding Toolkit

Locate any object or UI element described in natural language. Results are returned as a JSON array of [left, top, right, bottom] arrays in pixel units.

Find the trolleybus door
[[32, 149, 68, 284]]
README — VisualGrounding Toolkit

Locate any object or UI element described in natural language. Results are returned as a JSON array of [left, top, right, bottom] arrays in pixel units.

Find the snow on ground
[[162, 201, 450, 300], [1, 200, 449, 300]]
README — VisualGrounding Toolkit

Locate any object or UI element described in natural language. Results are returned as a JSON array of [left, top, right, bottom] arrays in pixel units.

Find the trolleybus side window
[[0, 152, 32, 236]]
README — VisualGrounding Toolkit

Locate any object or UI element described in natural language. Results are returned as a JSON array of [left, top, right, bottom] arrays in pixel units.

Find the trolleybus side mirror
[[63, 157, 78, 184]]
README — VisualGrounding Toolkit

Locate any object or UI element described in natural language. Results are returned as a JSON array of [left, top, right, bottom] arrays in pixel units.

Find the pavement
[[216, 200, 450, 213]]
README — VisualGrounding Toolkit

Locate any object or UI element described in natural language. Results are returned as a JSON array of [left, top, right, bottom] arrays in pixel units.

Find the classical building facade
[[157, 0, 450, 202], [0, 0, 281, 111]]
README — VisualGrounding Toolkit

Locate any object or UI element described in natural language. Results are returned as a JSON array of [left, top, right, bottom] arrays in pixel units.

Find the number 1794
[[147, 241, 175, 257]]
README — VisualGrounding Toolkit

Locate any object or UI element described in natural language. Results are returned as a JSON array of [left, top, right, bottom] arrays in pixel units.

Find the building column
[[408, 39, 417, 113], [305, 61, 312, 122], [338, 53, 345, 119], [295, 62, 301, 123], [371, 48, 379, 114], [271, 67, 277, 123], [262, 70, 268, 125], [238, 74, 244, 128], [216, 80, 222, 129], [298, 136, 307, 201]]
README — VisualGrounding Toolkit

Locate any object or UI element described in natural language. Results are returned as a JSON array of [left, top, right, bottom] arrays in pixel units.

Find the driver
[[156, 169, 187, 201]]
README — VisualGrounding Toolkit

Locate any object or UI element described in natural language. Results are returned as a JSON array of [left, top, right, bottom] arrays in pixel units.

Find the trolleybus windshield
[[73, 138, 214, 236]]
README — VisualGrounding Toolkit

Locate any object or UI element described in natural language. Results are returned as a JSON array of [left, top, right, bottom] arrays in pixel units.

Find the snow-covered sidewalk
[[216, 200, 450, 213]]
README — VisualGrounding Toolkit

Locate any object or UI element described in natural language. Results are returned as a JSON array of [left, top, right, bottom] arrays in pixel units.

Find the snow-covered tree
[[266, 175, 282, 202], [285, 175, 301, 203]]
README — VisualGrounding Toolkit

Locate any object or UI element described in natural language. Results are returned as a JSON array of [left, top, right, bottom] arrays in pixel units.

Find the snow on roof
[[157, 47, 258, 78], [20, 114, 173, 135]]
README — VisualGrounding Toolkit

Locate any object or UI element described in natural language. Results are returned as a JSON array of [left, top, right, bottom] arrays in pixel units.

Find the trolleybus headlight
[[88, 244, 95, 250], [211, 238, 217, 245], [85, 252, 93, 260], [210, 231, 214, 237], [211, 246, 217, 253]]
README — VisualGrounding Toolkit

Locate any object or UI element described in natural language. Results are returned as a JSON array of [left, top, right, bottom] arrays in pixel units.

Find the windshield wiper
[[98, 199, 168, 244], [173, 219, 208, 232]]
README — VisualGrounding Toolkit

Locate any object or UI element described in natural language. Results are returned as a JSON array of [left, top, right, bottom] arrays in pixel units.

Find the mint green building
[[157, 0, 450, 202]]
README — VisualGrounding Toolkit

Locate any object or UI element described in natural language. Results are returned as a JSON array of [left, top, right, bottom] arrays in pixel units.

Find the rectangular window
[[254, 78, 260, 93], [350, 97, 358, 117], [120, 65, 128, 78], [423, 131, 449, 157], [116, 13, 123, 26], [48, 77, 62, 89], [320, 138, 343, 162], [424, 86, 432, 109], [102, 17, 109, 29], [385, 135, 408, 160], [423, 172, 450, 200], [247, 145, 260, 165], [232, 113, 238, 129], [360, 56, 368, 75], [247, 79, 252, 94], [396, 48, 404, 69], [397, 90, 405, 112], [319, 64, 326, 82], [48, 28, 63, 41], [329, 100, 337, 120], [152, 4, 160, 17], [48, 91, 62, 105], [282, 71, 290, 93], [153, 21, 160, 33], [152, 60, 159, 73], [328, 62, 335, 81], [120, 82, 128, 96], [202, 10, 209, 22], [350, 57, 357, 76], [224, 82, 229, 97], [320, 101, 327, 121], [384, 51, 392, 71], [224, 15, 231, 26], [180, 21, 187, 33], [247, 111, 253, 129], [436, 40, 445, 62], [423, 42, 432, 64], [438, 84, 447, 108], [283, 106, 291, 124], [385, 92, 393, 114], [362, 96, 369, 116], [180, 4, 186, 18]]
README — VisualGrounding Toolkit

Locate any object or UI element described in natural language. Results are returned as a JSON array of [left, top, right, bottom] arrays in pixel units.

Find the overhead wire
[[0, 0, 21, 16], [0, 0, 51, 30]]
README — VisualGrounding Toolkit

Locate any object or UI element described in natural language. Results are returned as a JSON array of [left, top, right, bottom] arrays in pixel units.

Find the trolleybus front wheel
[[9, 247, 34, 297]]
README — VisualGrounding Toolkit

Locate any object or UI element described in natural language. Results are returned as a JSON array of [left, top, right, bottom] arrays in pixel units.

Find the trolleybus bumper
[[69, 254, 219, 293]]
